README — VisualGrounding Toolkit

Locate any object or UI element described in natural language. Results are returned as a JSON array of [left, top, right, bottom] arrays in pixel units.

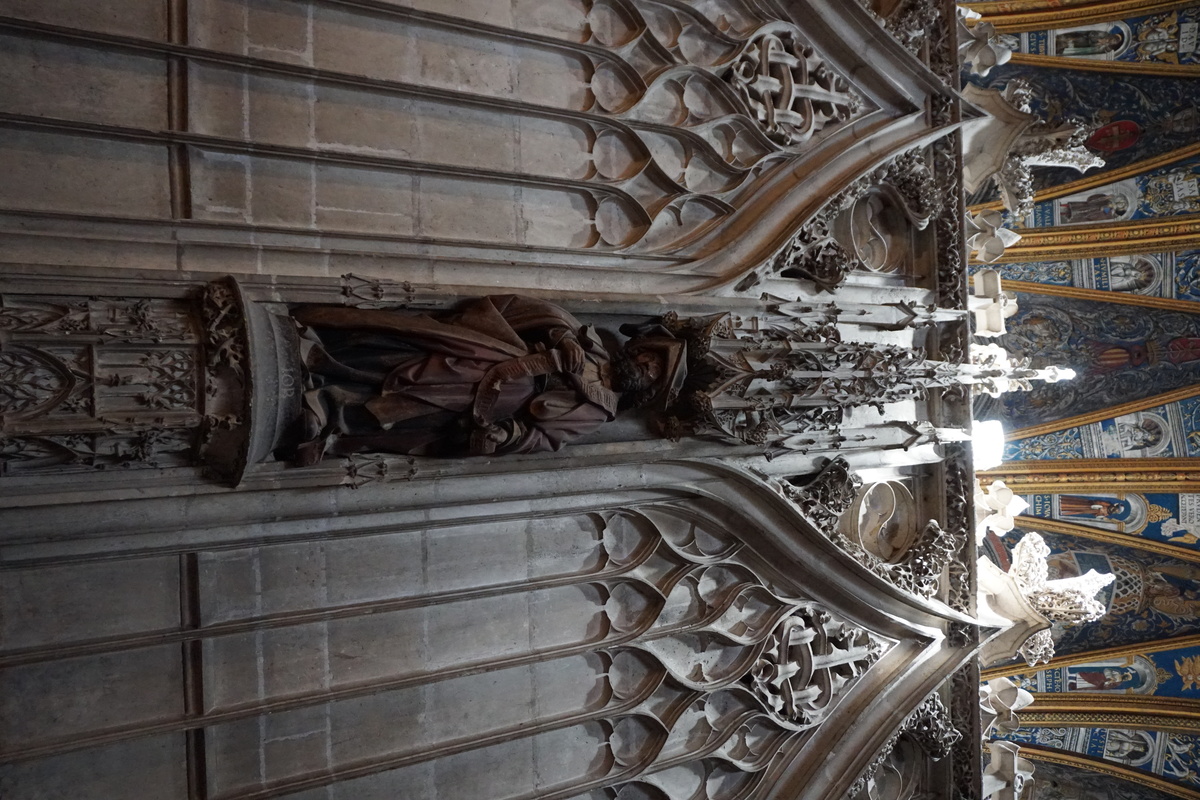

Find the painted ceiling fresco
[[1024, 757, 1185, 800], [1019, 491, 1200, 549], [1002, 395, 1200, 461], [1016, 149, 1200, 228], [1000, 6, 1200, 67], [968, 7, 1200, 795], [969, 64, 1199, 191], [1004, 641, 1200, 697], [974, 292, 1200, 432], [974, 249, 1200, 300], [983, 531, 1200, 657], [996, 727, 1200, 791]]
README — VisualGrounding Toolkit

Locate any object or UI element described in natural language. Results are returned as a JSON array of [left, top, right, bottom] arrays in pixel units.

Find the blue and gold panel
[[1002, 399, 1200, 461], [1019, 152, 1200, 228], [976, 292, 1200, 431], [972, 65, 1199, 188], [1022, 492, 1200, 547], [1001, 7, 1200, 66], [976, 250, 1200, 301], [997, 727, 1200, 789], [1006, 644, 1200, 697]]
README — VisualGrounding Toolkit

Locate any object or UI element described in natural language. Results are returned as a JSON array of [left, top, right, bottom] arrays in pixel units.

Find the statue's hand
[[484, 424, 510, 444], [558, 339, 586, 374]]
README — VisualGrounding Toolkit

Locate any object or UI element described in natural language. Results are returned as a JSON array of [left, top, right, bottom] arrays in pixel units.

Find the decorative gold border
[[1007, 384, 1200, 440], [971, 141, 1200, 214], [1021, 710, 1200, 733], [1013, 515, 1200, 565], [984, 477, 1200, 492], [982, 459, 1200, 492], [985, 215, 1200, 263], [1010, 51, 1200, 77], [966, 0, 1197, 32], [982, 632, 1200, 678], [1000, 280, 1200, 312], [1026, 694, 1200, 714], [1019, 744, 1200, 799], [987, 458, 1200, 474]]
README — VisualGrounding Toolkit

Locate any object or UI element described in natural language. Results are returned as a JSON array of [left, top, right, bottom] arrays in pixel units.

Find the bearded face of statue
[[613, 348, 665, 409]]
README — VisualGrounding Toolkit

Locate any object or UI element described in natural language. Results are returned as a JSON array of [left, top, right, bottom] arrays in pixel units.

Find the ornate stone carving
[[560, 504, 893, 797], [979, 677, 1034, 739], [766, 148, 940, 292], [965, 210, 1022, 264], [849, 691, 963, 798], [962, 80, 1104, 219], [726, 29, 863, 147], [974, 479, 1029, 543], [749, 608, 885, 726], [957, 10, 1013, 77], [977, 531, 1113, 666], [775, 457, 967, 601], [934, 134, 969, 311], [0, 293, 204, 478], [657, 308, 976, 451], [949, 662, 985, 800], [942, 444, 978, 617], [982, 741, 1036, 800]]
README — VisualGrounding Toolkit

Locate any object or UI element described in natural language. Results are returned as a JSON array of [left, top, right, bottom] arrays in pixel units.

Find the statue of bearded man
[[289, 295, 682, 463]]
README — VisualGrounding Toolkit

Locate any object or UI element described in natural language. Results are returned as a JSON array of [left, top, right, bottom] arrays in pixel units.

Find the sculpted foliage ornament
[[775, 457, 968, 601], [748, 609, 885, 726], [849, 691, 963, 799], [977, 532, 1113, 666], [765, 148, 940, 292]]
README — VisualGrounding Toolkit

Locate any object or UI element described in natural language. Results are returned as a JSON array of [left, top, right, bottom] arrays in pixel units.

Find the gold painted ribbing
[[979, 215, 1200, 264], [1018, 745, 1200, 799], [1017, 743, 1200, 800], [1012, 516, 1200, 565], [1007, 384, 1200, 440], [965, 0, 1197, 32], [1010, 51, 1200, 77], [981, 633, 1200, 679]]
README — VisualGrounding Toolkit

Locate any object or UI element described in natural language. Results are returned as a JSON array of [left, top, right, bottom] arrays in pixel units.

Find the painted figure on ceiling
[[288, 296, 683, 463], [1060, 193, 1129, 224], [1116, 419, 1165, 451], [1107, 257, 1157, 292], [1056, 29, 1126, 56], [1066, 666, 1142, 691], [1136, 11, 1184, 62], [1057, 496, 1130, 520], [1104, 729, 1153, 763]]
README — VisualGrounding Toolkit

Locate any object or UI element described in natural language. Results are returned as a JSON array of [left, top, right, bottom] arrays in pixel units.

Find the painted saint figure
[[1057, 496, 1130, 520], [289, 295, 683, 463], [1055, 29, 1126, 56], [1060, 193, 1129, 224], [1065, 666, 1141, 691]]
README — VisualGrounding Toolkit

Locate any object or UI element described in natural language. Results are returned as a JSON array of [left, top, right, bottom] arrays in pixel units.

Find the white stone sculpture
[[974, 479, 1030, 544], [957, 9, 1013, 77], [961, 81, 1104, 218], [965, 342, 1076, 398], [977, 532, 1113, 666], [982, 741, 1036, 800], [979, 677, 1034, 738], [965, 210, 1023, 264], [970, 269, 1018, 337]]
